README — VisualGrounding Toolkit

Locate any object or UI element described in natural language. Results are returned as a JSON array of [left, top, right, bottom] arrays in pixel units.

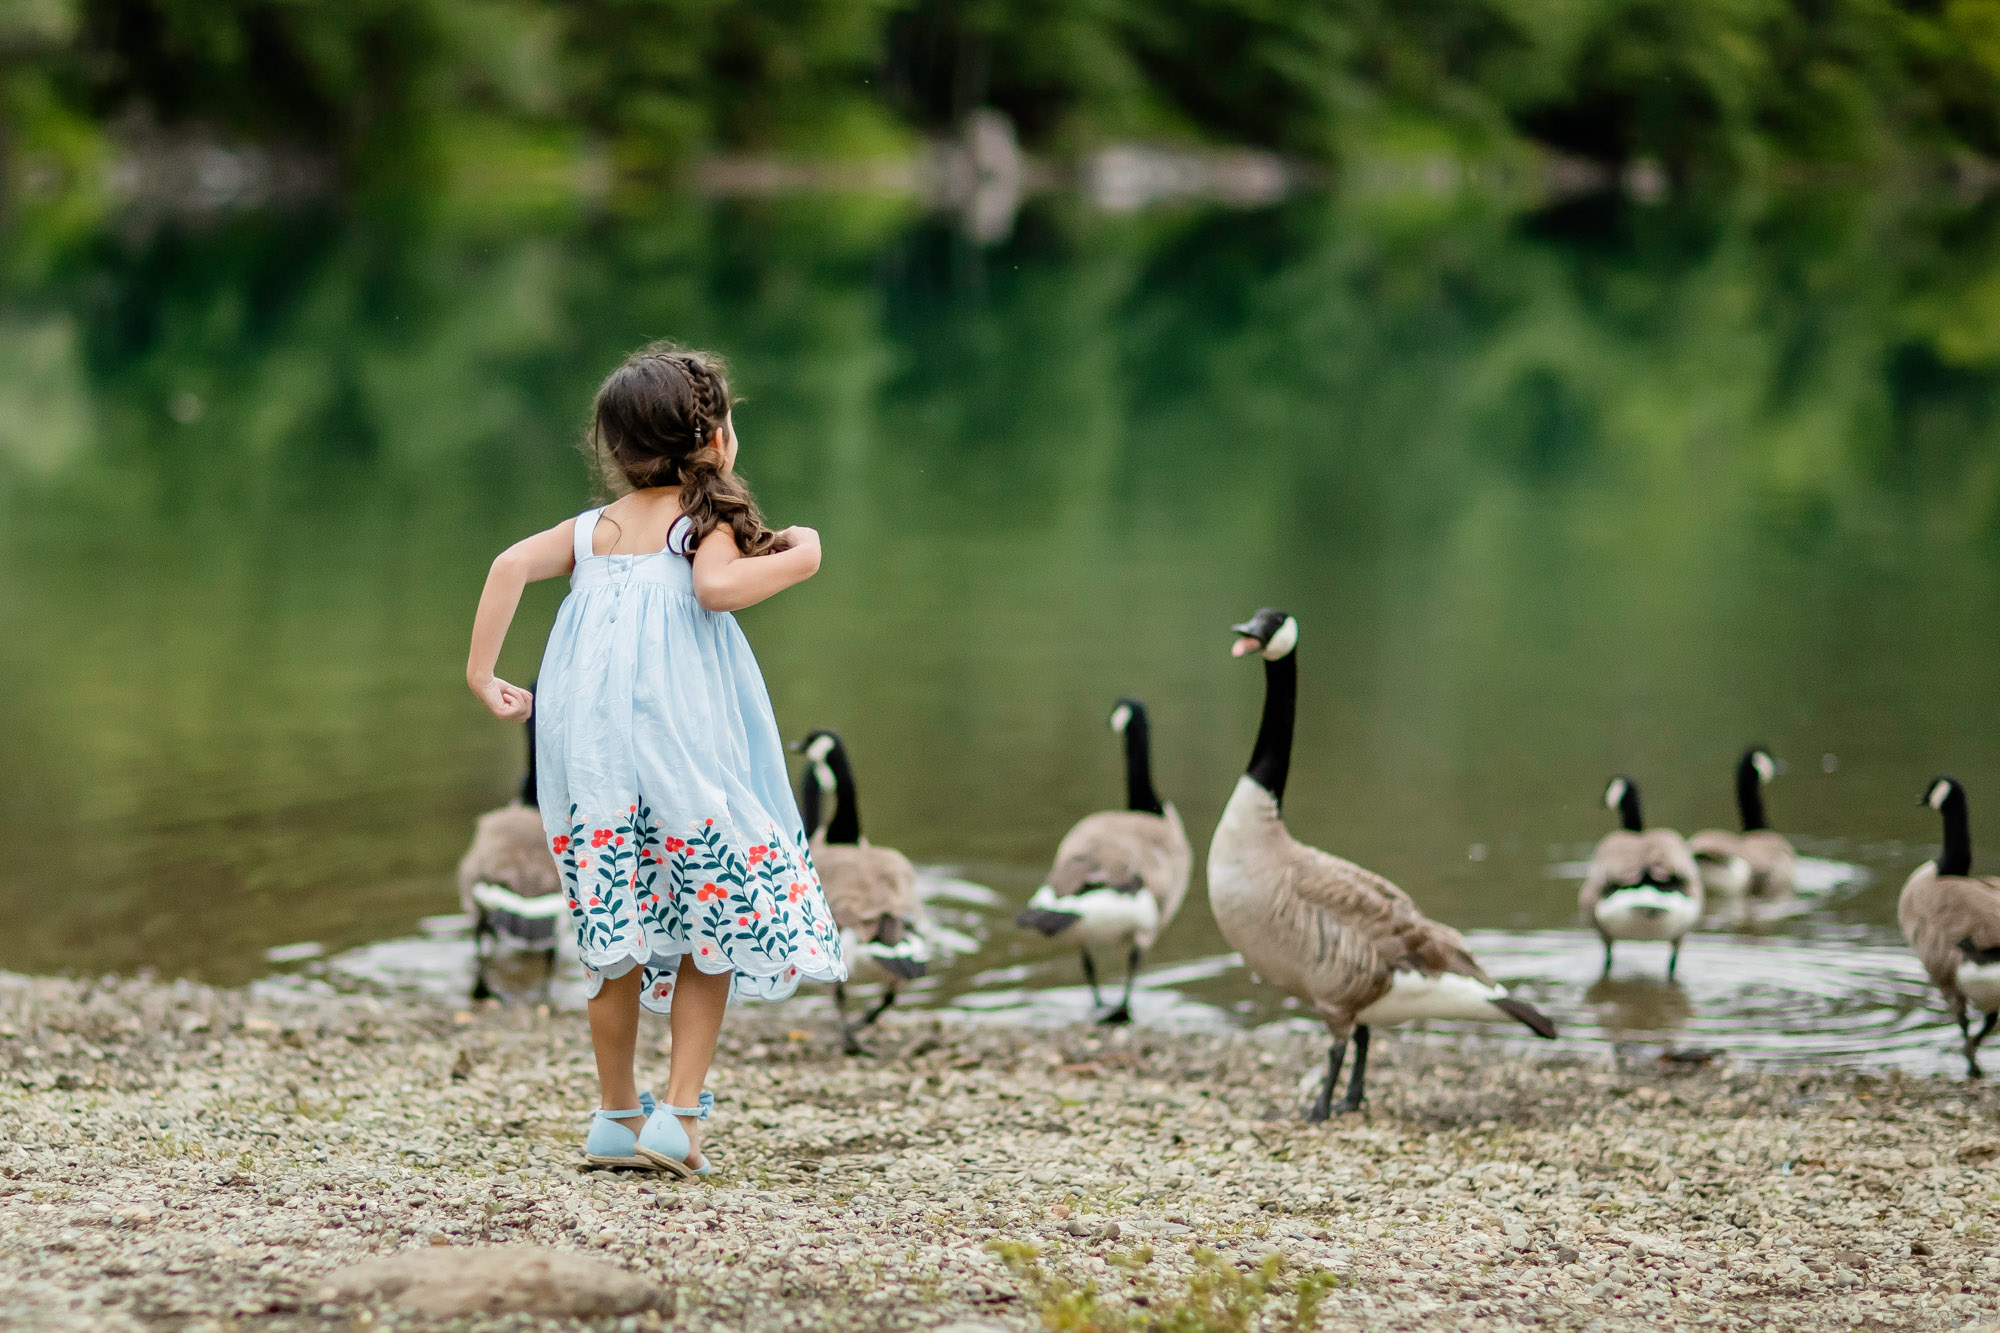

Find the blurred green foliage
[[7, 0, 2000, 179]]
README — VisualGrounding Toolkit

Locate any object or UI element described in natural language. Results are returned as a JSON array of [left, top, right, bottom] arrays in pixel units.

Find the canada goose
[[1208, 608, 1556, 1120], [794, 731, 933, 1055], [1688, 748, 1796, 903], [1015, 699, 1192, 1024], [1902, 778, 2000, 1078], [457, 710, 565, 1000], [1580, 777, 1703, 980]]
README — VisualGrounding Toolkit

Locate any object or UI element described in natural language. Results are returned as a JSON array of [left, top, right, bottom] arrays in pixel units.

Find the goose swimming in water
[[1580, 777, 1703, 979], [1688, 748, 1796, 905], [457, 709, 565, 1000], [794, 731, 937, 1054], [1207, 608, 1556, 1120], [1015, 698, 1191, 1024], [1902, 778, 2000, 1078]]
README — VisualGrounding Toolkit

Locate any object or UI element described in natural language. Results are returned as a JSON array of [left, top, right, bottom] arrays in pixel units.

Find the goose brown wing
[[457, 806, 560, 906], [1045, 811, 1183, 902], [1908, 874, 2000, 986], [812, 839, 919, 931]]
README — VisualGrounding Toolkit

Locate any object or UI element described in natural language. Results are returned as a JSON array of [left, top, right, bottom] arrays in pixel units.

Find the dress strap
[[666, 513, 695, 556], [574, 508, 604, 564]]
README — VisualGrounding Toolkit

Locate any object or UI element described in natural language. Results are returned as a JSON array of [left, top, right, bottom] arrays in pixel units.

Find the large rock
[[318, 1245, 667, 1318]]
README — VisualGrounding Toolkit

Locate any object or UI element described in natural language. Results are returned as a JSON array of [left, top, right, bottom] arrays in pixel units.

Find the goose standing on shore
[[1689, 748, 1796, 904], [1580, 777, 1702, 979], [457, 711, 565, 1000], [794, 731, 933, 1054], [1015, 699, 1191, 1024], [1902, 778, 2000, 1078], [1208, 608, 1556, 1120]]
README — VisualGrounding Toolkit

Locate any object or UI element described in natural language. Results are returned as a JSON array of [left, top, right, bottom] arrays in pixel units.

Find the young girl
[[465, 343, 844, 1176]]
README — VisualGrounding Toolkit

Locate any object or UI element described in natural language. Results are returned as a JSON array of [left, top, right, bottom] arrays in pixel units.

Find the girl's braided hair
[[585, 341, 787, 556]]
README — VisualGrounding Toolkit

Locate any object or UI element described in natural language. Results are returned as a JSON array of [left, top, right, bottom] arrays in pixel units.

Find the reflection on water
[[4, 185, 2000, 1074]]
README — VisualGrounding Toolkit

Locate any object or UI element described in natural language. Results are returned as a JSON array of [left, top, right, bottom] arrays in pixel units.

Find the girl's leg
[[588, 967, 645, 1134], [665, 955, 732, 1168]]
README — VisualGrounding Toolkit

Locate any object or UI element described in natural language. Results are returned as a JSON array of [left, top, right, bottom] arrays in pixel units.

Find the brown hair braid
[[584, 341, 787, 556]]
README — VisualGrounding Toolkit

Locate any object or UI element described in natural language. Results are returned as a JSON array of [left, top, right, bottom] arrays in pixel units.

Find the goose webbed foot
[[1305, 1036, 1349, 1123], [833, 984, 870, 1057], [1966, 1011, 1997, 1080], [860, 986, 899, 1029], [1095, 944, 1141, 1024], [469, 972, 495, 1002]]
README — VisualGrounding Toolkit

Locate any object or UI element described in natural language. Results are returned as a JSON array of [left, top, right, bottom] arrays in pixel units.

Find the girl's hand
[[475, 676, 534, 721], [777, 525, 820, 554]]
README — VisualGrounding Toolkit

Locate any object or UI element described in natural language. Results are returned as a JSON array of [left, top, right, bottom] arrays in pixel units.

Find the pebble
[[0, 972, 1996, 1332]]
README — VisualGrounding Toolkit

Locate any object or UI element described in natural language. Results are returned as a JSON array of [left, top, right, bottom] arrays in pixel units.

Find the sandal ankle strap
[[593, 1106, 644, 1120], [663, 1090, 713, 1120]]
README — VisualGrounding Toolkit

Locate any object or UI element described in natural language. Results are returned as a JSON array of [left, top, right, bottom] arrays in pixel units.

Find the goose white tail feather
[[1694, 853, 1752, 897], [1594, 887, 1700, 941], [1957, 960, 2000, 1013], [1024, 884, 1158, 949], [1356, 970, 1518, 1027]]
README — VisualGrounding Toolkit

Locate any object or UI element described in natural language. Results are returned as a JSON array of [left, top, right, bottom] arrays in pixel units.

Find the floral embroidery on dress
[[555, 801, 843, 1013]]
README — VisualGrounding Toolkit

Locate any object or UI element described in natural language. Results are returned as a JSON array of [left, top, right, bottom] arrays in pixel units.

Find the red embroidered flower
[[746, 845, 768, 865], [700, 946, 711, 956], [646, 895, 660, 908], [577, 857, 590, 869], [629, 804, 638, 813], [588, 896, 600, 907], [737, 915, 748, 926], [696, 882, 725, 902], [652, 980, 672, 999], [662, 836, 686, 854], [787, 883, 806, 902], [590, 828, 614, 849], [614, 835, 625, 846], [551, 835, 570, 854], [704, 819, 713, 827]]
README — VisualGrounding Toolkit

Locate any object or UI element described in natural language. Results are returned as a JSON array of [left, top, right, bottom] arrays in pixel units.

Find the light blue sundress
[[536, 507, 845, 1014]]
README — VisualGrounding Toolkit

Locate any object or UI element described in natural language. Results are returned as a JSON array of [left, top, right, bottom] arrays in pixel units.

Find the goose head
[[1745, 747, 1778, 785], [791, 729, 845, 799], [1604, 776, 1643, 833], [1924, 776, 1963, 811], [1109, 699, 1145, 734], [1230, 608, 1298, 660]]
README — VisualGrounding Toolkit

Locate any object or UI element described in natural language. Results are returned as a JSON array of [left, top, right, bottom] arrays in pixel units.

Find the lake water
[[5, 184, 1999, 1074]]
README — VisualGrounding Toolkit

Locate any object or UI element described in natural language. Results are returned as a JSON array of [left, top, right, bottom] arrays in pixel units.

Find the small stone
[[1956, 1140, 2000, 1165], [112, 1206, 156, 1225], [320, 1245, 667, 1318], [1100, 1221, 1121, 1241], [1556, 1247, 1580, 1265], [1832, 1250, 1869, 1270], [1065, 1219, 1091, 1237], [1912, 1241, 1935, 1257], [1049, 1204, 1070, 1220]]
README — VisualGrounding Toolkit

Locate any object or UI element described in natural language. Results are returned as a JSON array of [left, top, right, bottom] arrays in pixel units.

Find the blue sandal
[[582, 1090, 659, 1169], [635, 1091, 715, 1178]]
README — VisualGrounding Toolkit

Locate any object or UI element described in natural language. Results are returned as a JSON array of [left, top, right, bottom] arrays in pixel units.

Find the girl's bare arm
[[466, 519, 576, 719], [691, 525, 822, 612]]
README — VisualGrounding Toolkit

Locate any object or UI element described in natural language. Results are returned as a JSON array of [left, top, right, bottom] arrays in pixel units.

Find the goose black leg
[[860, 984, 900, 1029], [1967, 1011, 1997, 1080], [1080, 950, 1104, 1009], [834, 983, 867, 1057], [469, 915, 495, 1002], [1599, 939, 1613, 980], [1306, 1037, 1349, 1123], [539, 945, 557, 996], [1335, 1025, 1371, 1114], [1098, 944, 1141, 1025], [1667, 940, 1681, 981]]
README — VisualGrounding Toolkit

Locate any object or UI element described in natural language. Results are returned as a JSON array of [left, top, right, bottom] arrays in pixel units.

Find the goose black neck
[[797, 767, 823, 838], [824, 748, 863, 845], [1939, 788, 1972, 877], [1735, 757, 1768, 832], [1246, 652, 1295, 806], [1122, 711, 1164, 815], [1616, 784, 1643, 833], [519, 714, 539, 807]]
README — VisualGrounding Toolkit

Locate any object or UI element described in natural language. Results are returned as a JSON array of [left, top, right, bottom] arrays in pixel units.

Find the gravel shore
[[4, 971, 2000, 1332]]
